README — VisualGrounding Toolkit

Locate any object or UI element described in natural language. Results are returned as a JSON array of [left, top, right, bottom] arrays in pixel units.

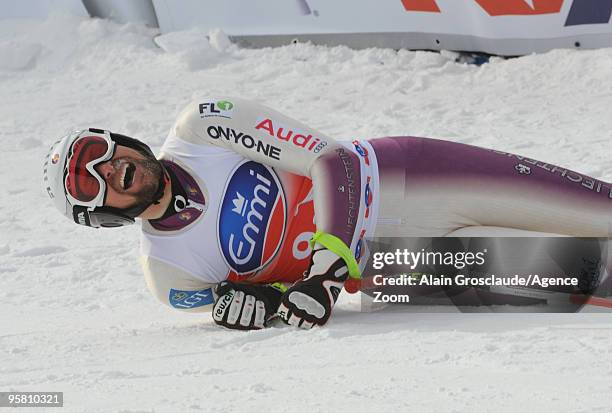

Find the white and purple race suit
[[140, 98, 612, 312]]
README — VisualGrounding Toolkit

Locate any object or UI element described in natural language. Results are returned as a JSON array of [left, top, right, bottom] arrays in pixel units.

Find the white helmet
[[43, 128, 166, 228]]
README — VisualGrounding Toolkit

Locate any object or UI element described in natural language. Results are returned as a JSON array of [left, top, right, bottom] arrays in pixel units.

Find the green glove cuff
[[310, 230, 361, 280]]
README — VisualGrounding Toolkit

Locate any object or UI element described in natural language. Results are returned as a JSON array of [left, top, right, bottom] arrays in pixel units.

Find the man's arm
[[173, 97, 363, 248], [141, 255, 216, 313], [142, 255, 285, 329]]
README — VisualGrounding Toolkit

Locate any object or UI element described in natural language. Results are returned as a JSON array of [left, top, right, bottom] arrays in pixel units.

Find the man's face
[[94, 144, 163, 211]]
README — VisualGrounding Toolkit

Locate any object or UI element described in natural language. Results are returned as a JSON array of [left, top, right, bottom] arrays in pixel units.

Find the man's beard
[[124, 156, 164, 215]]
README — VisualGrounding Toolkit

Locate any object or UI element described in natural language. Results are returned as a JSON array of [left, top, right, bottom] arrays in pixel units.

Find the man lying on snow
[[43, 98, 612, 330]]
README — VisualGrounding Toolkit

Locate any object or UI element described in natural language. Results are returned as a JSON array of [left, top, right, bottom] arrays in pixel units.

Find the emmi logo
[[228, 169, 274, 266], [218, 162, 286, 274]]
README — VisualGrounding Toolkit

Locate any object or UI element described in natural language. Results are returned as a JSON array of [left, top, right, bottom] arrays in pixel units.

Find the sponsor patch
[[169, 288, 214, 309], [218, 161, 287, 274], [199, 100, 234, 118], [207, 126, 281, 160], [352, 140, 371, 165], [255, 118, 328, 153], [213, 290, 234, 320]]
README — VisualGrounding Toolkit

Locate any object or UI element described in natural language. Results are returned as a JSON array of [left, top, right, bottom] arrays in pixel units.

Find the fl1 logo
[[199, 100, 235, 118]]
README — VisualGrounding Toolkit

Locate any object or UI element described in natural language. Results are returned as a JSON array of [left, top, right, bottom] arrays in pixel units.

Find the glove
[[277, 246, 349, 329], [213, 281, 284, 330]]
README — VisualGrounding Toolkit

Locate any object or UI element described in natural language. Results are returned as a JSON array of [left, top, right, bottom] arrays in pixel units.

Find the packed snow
[[1, 14, 611, 413]]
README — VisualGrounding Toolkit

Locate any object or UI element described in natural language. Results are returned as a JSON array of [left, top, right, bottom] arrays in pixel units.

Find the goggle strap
[[72, 205, 92, 227], [90, 207, 135, 228], [72, 205, 135, 228]]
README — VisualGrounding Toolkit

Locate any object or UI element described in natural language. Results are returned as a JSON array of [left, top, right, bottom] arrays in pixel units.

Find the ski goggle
[[63, 130, 116, 208]]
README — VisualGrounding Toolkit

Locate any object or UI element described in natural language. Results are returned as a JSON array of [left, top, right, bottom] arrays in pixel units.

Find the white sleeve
[[141, 255, 216, 313], [173, 97, 363, 247]]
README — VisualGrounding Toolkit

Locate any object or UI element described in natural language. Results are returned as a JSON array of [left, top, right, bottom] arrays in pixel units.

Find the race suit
[[141, 98, 378, 311], [141, 98, 612, 312]]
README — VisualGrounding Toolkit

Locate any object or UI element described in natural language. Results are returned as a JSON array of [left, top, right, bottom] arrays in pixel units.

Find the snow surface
[[1, 15, 612, 413]]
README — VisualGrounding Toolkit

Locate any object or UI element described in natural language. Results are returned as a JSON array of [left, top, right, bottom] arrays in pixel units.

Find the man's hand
[[213, 281, 283, 330], [277, 246, 348, 329]]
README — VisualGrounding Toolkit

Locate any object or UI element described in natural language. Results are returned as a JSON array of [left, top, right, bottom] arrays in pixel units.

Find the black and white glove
[[277, 246, 349, 329], [212, 281, 283, 330]]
